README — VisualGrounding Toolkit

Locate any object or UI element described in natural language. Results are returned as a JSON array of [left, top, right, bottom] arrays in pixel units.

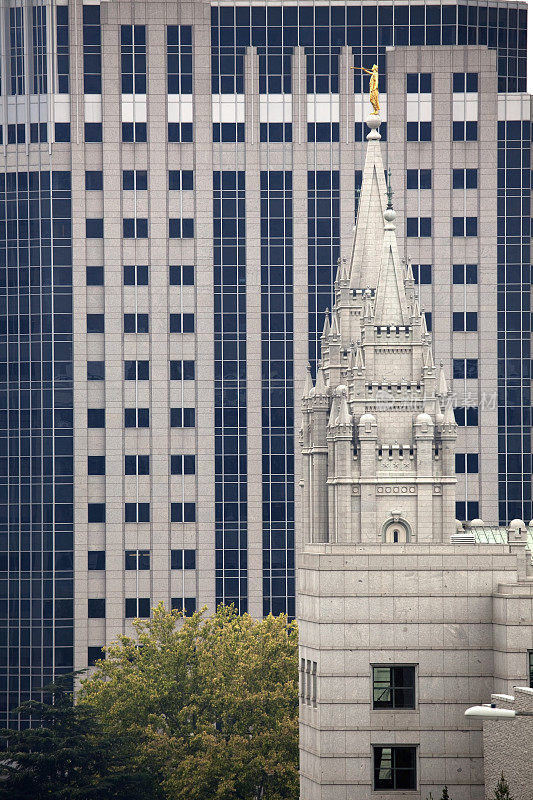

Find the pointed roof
[[321, 309, 330, 339], [336, 394, 353, 426], [348, 121, 388, 290], [314, 366, 327, 396], [373, 233, 410, 325], [330, 312, 340, 339]]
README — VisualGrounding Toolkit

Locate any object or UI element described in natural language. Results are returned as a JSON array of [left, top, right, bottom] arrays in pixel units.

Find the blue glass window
[[56, 6, 69, 93], [170, 360, 195, 380], [168, 123, 193, 142], [124, 408, 149, 428], [124, 265, 148, 286], [170, 597, 196, 615], [169, 218, 194, 238], [124, 360, 149, 380], [169, 265, 194, 286], [10, 7, 25, 94], [86, 314, 104, 333], [88, 408, 105, 427], [406, 122, 431, 142], [169, 170, 193, 190], [88, 551, 105, 570], [213, 123, 245, 142], [88, 503, 105, 523], [171, 502, 196, 522], [171, 455, 196, 475], [411, 264, 432, 284], [167, 25, 192, 94], [170, 314, 194, 333], [32, 6, 47, 93], [121, 25, 146, 94], [85, 170, 103, 190], [125, 598, 150, 618], [123, 218, 148, 238], [406, 217, 431, 237], [170, 408, 195, 427], [453, 264, 478, 284], [406, 169, 432, 189], [82, 5, 101, 93], [86, 218, 103, 238], [87, 361, 105, 380], [171, 549, 196, 569], [125, 502, 150, 523]]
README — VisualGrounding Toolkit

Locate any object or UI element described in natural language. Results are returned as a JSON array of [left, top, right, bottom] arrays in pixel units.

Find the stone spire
[[348, 116, 388, 290]]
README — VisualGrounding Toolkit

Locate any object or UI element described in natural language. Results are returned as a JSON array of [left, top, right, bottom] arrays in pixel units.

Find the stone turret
[[301, 114, 457, 545]]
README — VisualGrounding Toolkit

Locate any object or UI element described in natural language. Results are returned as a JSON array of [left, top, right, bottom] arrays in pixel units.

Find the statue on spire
[[355, 64, 380, 115]]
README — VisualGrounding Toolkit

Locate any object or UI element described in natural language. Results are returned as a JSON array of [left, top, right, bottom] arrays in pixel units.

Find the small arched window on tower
[[382, 519, 410, 543]]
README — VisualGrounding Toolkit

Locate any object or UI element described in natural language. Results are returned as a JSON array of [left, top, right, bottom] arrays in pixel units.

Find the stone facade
[[482, 687, 533, 800], [298, 110, 533, 798]]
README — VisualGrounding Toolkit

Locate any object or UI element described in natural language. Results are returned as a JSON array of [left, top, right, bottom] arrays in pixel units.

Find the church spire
[[348, 116, 388, 290]]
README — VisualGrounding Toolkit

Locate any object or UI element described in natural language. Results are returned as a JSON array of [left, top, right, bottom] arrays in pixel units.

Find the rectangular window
[[125, 455, 150, 475], [455, 453, 479, 473], [452, 264, 478, 284], [123, 170, 148, 190], [373, 666, 416, 710], [171, 502, 196, 522], [168, 123, 193, 143], [86, 219, 104, 238], [125, 598, 151, 618], [529, 652, 533, 689], [88, 408, 105, 428], [452, 312, 478, 332], [124, 408, 150, 428], [170, 597, 196, 615], [125, 550, 150, 570], [124, 502, 150, 523], [56, 6, 69, 93], [411, 264, 432, 285], [306, 51, 338, 93], [453, 358, 478, 379], [170, 360, 195, 380], [124, 360, 149, 381], [30, 122, 47, 143], [456, 501, 479, 521], [10, 7, 25, 95], [87, 361, 105, 381], [453, 121, 478, 141], [85, 170, 103, 190], [88, 598, 105, 619], [124, 313, 149, 333], [453, 217, 478, 237], [452, 169, 478, 189], [167, 25, 192, 94], [453, 72, 478, 93], [307, 123, 339, 143], [123, 218, 148, 238], [88, 646, 105, 666], [86, 314, 104, 333], [83, 5, 101, 94], [171, 549, 196, 569], [124, 265, 149, 286], [85, 123, 102, 142], [406, 122, 431, 142], [373, 746, 417, 791], [88, 551, 105, 570], [169, 170, 194, 190], [88, 503, 105, 523], [87, 455, 105, 475], [122, 122, 147, 143], [170, 455, 196, 475], [454, 407, 479, 426], [213, 122, 245, 142], [260, 123, 292, 143], [32, 6, 47, 94], [170, 407, 195, 428], [170, 313, 194, 333], [406, 218, 432, 237], [121, 24, 146, 94], [169, 218, 194, 239], [407, 73, 432, 93], [170, 265, 194, 286], [406, 169, 432, 190]]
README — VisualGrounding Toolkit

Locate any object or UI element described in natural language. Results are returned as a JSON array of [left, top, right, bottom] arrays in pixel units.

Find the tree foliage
[[79, 604, 299, 800], [0, 676, 159, 800], [493, 773, 514, 800]]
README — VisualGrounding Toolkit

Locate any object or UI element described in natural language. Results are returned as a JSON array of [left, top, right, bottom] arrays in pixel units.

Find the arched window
[[383, 520, 410, 543]]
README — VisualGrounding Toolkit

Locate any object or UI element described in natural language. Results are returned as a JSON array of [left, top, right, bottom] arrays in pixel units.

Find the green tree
[[0, 676, 161, 800], [493, 773, 514, 800], [441, 787, 451, 800], [80, 604, 299, 800]]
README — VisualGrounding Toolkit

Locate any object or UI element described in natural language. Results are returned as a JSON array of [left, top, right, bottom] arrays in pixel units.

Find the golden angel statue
[[355, 64, 380, 115]]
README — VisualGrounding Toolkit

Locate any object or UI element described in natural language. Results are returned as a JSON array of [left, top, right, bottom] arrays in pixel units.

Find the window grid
[[213, 171, 247, 613], [32, 6, 47, 94], [10, 7, 24, 95], [121, 25, 146, 94], [497, 120, 531, 523], [308, 171, 340, 370], [260, 171, 295, 619], [82, 5, 101, 94], [167, 25, 192, 93], [0, 170, 74, 727], [56, 6, 69, 93]]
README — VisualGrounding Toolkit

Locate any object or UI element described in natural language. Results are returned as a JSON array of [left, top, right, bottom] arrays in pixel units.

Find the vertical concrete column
[[310, 382, 329, 542], [414, 414, 435, 540], [358, 413, 377, 542]]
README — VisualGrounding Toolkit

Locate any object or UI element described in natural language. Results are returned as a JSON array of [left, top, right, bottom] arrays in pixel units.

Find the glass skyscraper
[[0, 0, 530, 726]]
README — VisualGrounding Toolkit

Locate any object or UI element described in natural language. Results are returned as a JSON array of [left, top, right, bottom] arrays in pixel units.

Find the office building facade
[[0, 0, 531, 726]]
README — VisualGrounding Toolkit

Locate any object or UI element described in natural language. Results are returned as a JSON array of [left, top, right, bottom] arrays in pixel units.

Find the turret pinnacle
[[437, 362, 448, 397], [303, 363, 314, 398], [321, 309, 330, 339], [336, 394, 352, 426]]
